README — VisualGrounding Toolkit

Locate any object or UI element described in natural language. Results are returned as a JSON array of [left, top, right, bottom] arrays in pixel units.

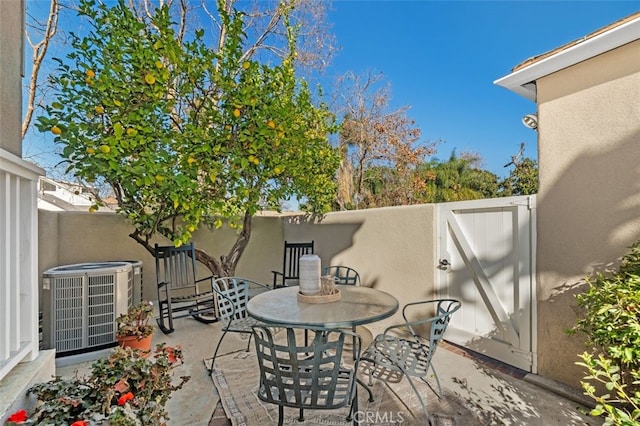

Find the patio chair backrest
[[213, 277, 251, 322], [252, 325, 359, 412], [282, 240, 314, 280], [323, 265, 361, 286], [155, 242, 198, 293]]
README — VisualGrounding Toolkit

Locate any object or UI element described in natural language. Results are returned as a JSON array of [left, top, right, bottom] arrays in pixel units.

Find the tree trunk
[[130, 211, 253, 278]]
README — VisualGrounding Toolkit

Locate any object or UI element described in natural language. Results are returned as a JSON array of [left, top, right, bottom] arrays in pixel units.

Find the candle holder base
[[297, 289, 341, 304]]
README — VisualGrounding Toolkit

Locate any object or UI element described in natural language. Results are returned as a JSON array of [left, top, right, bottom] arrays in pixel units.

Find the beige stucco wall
[[38, 210, 284, 301], [535, 39, 640, 386], [0, 0, 24, 156], [283, 205, 438, 331], [38, 205, 438, 335]]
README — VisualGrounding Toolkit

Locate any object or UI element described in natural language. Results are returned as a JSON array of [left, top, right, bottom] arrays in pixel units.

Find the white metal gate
[[437, 195, 537, 372]]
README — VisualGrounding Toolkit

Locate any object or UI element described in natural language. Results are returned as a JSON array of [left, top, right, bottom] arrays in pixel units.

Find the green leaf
[[114, 122, 124, 138]]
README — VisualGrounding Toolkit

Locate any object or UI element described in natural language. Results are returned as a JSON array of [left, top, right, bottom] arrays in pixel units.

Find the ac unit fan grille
[[52, 273, 118, 352], [53, 276, 84, 353]]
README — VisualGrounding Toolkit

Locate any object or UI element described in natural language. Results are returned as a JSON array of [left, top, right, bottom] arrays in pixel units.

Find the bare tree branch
[[22, 0, 59, 139]]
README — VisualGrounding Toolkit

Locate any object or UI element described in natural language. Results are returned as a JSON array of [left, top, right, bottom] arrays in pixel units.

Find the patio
[[56, 313, 598, 426]]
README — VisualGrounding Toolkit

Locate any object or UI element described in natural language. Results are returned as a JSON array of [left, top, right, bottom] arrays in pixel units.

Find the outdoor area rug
[[205, 351, 486, 426]]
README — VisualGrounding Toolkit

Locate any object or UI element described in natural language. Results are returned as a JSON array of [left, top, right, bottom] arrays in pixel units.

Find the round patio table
[[246, 284, 399, 329]]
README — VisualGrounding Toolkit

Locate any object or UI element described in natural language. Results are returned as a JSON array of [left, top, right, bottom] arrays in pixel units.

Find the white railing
[[0, 148, 43, 381]]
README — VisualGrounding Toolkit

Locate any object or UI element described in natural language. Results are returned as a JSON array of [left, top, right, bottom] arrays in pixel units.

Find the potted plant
[[6, 344, 190, 425], [116, 300, 154, 351]]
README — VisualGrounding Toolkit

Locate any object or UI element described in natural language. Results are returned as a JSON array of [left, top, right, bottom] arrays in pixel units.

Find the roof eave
[[494, 16, 640, 102]]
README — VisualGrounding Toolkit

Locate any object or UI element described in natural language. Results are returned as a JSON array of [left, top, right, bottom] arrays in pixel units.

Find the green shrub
[[571, 240, 640, 425]]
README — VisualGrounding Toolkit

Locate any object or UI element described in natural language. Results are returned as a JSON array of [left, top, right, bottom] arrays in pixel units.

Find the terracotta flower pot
[[116, 334, 153, 352]]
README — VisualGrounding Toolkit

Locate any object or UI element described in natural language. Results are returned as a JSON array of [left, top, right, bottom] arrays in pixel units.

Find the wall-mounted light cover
[[522, 113, 538, 130]]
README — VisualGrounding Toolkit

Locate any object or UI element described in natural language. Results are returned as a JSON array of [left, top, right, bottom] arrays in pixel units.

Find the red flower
[[118, 391, 134, 406], [70, 421, 88, 426], [7, 409, 28, 423], [166, 346, 178, 364]]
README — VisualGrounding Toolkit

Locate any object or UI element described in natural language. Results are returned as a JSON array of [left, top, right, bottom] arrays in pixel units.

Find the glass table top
[[247, 285, 399, 329]]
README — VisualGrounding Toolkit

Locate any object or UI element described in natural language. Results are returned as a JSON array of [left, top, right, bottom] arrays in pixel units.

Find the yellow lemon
[[126, 128, 137, 136], [242, 61, 250, 69], [173, 239, 182, 248], [51, 126, 62, 135], [155, 60, 164, 69], [86, 69, 95, 78], [155, 175, 164, 182], [173, 199, 180, 209], [144, 73, 156, 85], [95, 105, 104, 114], [86, 147, 95, 154], [99, 145, 110, 154], [252, 158, 259, 165], [274, 166, 281, 175], [233, 108, 241, 118], [188, 225, 195, 233], [85, 77, 93, 85], [267, 120, 275, 129], [214, 218, 223, 228], [88, 205, 98, 213], [187, 156, 196, 165]]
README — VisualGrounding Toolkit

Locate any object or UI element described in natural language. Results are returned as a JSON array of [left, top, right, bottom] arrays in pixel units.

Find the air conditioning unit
[[111, 260, 144, 307], [41, 262, 132, 356]]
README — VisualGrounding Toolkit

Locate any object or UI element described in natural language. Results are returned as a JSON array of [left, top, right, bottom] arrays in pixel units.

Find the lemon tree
[[36, 0, 339, 276]]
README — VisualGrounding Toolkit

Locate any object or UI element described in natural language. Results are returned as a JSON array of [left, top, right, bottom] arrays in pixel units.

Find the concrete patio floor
[[56, 315, 601, 426]]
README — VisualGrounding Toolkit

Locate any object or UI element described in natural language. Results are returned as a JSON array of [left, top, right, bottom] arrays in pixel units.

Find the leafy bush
[[7, 344, 189, 425], [571, 240, 640, 425]]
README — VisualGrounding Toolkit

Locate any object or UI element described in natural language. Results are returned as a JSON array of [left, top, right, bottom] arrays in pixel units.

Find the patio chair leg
[[356, 377, 374, 402], [298, 407, 304, 421], [278, 405, 284, 426], [404, 373, 430, 423], [156, 305, 175, 334], [420, 363, 443, 399], [346, 387, 359, 424], [209, 330, 229, 372]]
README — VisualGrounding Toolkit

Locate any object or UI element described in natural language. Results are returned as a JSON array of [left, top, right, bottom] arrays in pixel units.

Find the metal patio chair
[[323, 265, 361, 286], [155, 242, 218, 334], [208, 276, 273, 369], [252, 325, 361, 426], [361, 298, 461, 420], [271, 240, 314, 289]]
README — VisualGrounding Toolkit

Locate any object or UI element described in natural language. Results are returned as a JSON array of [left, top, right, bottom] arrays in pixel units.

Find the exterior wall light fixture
[[522, 113, 538, 130]]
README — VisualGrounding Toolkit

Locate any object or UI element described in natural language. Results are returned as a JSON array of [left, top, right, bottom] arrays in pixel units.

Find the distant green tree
[[501, 157, 539, 196], [415, 150, 500, 203], [500, 144, 539, 196]]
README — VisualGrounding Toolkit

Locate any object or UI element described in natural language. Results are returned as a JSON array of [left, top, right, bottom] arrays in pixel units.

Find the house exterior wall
[[0, 1, 55, 421], [0, 0, 24, 156], [535, 39, 640, 386]]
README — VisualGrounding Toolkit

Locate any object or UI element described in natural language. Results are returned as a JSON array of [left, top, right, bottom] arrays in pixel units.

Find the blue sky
[[324, 1, 640, 177], [23, 1, 640, 180]]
